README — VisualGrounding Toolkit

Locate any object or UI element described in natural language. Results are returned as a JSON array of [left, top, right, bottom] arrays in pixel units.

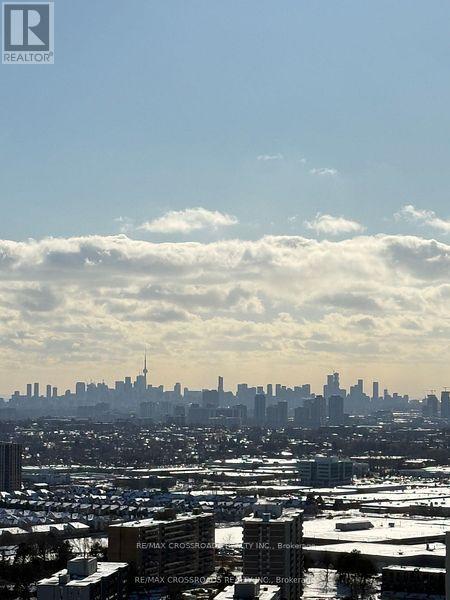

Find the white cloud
[[395, 204, 450, 234], [139, 207, 238, 234], [304, 213, 365, 236], [0, 233, 448, 391], [257, 153, 284, 161], [309, 167, 338, 176]]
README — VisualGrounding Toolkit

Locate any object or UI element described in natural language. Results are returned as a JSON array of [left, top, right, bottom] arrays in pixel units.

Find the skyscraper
[[266, 404, 278, 427], [441, 391, 450, 420], [294, 406, 307, 426], [254, 393, 266, 425], [424, 394, 439, 417], [348, 379, 370, 414], [323, 372, 345, 400], [243, 502, 303, 600], [75, 382, 86, 396], [0, 442, 22, 492], [328, 395, 344, 425], [372, 381, 379, 402], [277, 401, 288, 426], [266, 401, 288, 427], [307, 395, 326, 427], [202, 389, 219, 408]]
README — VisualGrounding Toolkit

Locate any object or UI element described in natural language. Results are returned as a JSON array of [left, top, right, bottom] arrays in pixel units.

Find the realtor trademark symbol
[[2, 2, 54, 64]]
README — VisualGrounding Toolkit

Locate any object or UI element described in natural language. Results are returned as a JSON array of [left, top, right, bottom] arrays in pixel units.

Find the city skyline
[[4, 360, 424, 425], [1, 359, 440, 402]]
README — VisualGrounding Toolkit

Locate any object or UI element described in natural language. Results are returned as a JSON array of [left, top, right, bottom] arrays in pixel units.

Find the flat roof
[[216, 583, 280, 600], [304, 542, 446, 560], [303, 516, 448, 544], [383, 565, 445, 573], [109, 512, 211, 529], [242, 511, 303, 524], [38, 561, 128, 587], [325, 487, 450, 504]]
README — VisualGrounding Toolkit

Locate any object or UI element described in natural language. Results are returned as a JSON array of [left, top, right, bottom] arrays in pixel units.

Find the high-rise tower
[[243, 502, 303, 600], [143, 350, 148, 388], [0, 442, 22, 492], [441, 390, 450, 420]]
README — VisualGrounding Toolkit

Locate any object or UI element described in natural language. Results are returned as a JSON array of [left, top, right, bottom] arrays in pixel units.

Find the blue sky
[[1, 0, 450, 241], [1, 1, 449, 396]]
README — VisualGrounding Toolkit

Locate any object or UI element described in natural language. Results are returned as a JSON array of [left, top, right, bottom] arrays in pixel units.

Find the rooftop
[[38, 561, 128, 588], [305, 541, 445, 561], [215, 581, 280, 600], [109, 511, 211, 529], [303, 515, 449, 544], [383, 565, 445, 574]]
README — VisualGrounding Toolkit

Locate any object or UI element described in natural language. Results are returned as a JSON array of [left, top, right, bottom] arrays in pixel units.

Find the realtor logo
[[2, 2, 54, 64]]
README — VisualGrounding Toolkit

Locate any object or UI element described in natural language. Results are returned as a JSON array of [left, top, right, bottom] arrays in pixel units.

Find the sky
[[0, 1, 449, 397]]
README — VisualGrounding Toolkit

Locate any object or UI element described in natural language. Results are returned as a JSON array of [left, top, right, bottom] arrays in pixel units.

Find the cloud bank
[[0, 232, 448, 392]]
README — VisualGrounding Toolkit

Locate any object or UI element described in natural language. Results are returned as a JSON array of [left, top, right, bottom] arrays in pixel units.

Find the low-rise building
[[297, 456, 353, 487], [382, 565, 445, 597], [36, 557, 128, 600], [215, 581, 280, 600], [305, 542, 446, 569]]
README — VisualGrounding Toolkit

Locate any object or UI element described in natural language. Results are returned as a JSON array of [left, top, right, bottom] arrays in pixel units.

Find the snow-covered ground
[[302, 568, 380, 600]]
